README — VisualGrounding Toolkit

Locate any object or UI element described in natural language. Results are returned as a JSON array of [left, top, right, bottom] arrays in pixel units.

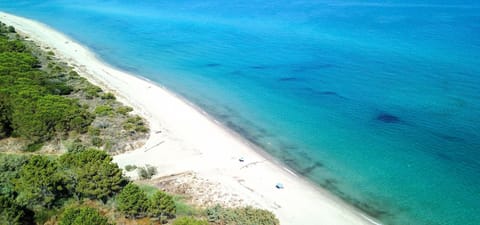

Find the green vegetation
[[123, 115, 149, 133], [137, 164, 158, 179], [59, 206, 111, 225], [59, 149, 125, 202], [94, 105, 113, 116], [0, 194, 33, 225], [116, 183, 149, 218], [84, 85, 102, 99], [117, 106, 133, 115], [206, 205, 279, 225], [0, 150, 122, 224], [173, 217, 209, 225], [7, 25, 15, 33], [0, 22, 279, 225], [0, 21, 147, 153], [173, 195, 199, 217], [0, 22, 92, 144], [14, 155, 68, 209], [101, 92, 116, 100], [149, 190, 176, 220], [124, 164, 137, 172]]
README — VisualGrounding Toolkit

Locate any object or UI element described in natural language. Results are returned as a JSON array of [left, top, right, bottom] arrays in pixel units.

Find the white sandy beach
[[0, 12, 379, 225]]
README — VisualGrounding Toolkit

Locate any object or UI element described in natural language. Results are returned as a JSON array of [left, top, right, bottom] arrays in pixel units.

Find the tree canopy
[[116, 183, 149, 218], [59, 148, 124, 202], [14, 155, 69, 209], [149, 190, 176, 219], [0, 30, 93, 143]]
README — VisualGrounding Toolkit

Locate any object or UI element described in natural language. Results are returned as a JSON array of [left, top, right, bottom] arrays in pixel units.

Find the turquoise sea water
[[1, 1, 479, 224]]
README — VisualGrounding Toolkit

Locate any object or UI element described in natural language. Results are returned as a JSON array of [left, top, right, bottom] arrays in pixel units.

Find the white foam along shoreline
[[0, 11, 380, 225]]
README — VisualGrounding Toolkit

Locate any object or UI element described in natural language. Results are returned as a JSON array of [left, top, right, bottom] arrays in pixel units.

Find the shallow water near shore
[[1, 1, 480, 224]]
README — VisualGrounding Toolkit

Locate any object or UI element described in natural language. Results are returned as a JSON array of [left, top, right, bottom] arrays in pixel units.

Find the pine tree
[[59, 149, 124, 202], [116, 183, 149, 218], [148, 190, 176, 220], [14, 156, 68, 209]]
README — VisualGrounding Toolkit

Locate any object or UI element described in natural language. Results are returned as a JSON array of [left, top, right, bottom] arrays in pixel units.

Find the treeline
[[0, 149, 178, 224], [0, 22, 92, 145], [0, 21, 148, 153], [0, 149, 279, 225]]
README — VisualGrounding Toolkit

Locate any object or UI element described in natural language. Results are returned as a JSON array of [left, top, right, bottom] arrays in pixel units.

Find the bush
[[66, 139, 86, 153], [100, 92, 116, 100], [60, 206, 111, 225], [173, 217, 209, 225], [84, 85, 102, 99], [117, 106, 133, 115], [68, 70, 79, 77], [0, 194, 31, 225], [104, 140, 113, 152], [94, 105, 113, 116], [88, 126, 101, 136], [137, 164, 157, 179], [206, 205, 279, 225], [7, 26, 15, 33], [123, 115, 149, 133], [24, 142, 43, 152], [91, 136, 103, 147], [124, 165, 137, 172]]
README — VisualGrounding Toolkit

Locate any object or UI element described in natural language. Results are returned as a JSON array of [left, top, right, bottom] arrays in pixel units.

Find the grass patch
[[173, 195, 201, 217], [137, 184, 159, 198]]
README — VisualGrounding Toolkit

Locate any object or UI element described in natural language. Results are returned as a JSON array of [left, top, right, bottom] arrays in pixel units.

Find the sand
[[0, 11, 380, 225]]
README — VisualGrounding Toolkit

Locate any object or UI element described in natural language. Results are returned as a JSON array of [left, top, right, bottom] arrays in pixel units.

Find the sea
[[0, 1, 479, 224]]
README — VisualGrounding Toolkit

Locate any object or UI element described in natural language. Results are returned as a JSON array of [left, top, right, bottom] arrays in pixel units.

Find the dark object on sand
[[276, 183, 284, 189]]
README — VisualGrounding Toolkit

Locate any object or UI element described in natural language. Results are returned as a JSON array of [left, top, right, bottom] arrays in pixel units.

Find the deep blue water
[[1, 1, 479, 224]]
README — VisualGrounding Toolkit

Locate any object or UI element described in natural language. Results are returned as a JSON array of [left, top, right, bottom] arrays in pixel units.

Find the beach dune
[[0, 12, 378, 225]]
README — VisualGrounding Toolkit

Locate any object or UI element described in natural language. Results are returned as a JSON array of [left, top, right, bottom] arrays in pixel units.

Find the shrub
[[137, 164, 157, 179], [68, 70, 79, 77], [117, 106, 133, 115], [91, 136, 103, 147], [94, 105, 113, 116], [88, 126, 101, 136], [84, 86, 102, 99], [0, 194, 31, 225], [7, 26, 15, 33], [100, 92, 116, 100], [24, 142, 43, 152], [104, 140, 113, 152], [206, 205, 279, 225], [66, 141, 86, 153], [124, 165, 137, 172], [123, 115, 149, 133], [59, 206, 111, 225]]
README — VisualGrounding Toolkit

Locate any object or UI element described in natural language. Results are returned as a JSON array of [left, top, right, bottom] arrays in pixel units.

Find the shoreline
[[0, 11, 379, 225]]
